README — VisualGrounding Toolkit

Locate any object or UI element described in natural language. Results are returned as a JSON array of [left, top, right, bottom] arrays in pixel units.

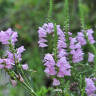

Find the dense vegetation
[[0, 0, 96, 96]]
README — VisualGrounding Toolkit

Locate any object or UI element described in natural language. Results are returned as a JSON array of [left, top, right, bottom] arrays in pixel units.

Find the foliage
[[0, 0, 96, 96]]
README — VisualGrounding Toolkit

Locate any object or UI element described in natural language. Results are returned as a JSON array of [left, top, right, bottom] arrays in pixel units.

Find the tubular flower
[[43, 53, 56, 75], [56, 57, 71, 77], [70, 37, 84, 63], [86, 29, 95, 44], [0, 28, 18, 45], [38, 23, 54, 48], [85, 78, 96, 96], [88, 52, 94, 62], [77, 32, 86, 46], [53, 78, 60, 86]]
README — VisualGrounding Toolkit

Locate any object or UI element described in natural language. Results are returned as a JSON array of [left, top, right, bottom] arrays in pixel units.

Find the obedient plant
[[0, 28, 37, 96], [38, 0, 96, 96], [38, 23, 96, 96], [1, 0, 96, 96]]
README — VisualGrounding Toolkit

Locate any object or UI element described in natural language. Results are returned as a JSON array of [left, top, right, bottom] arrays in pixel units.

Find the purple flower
[[4, 59, 13, 69], [5, 46, 25, 68], [0, 59, 3, 63], [44, 53, 55, 67], [85, 78, 96, 96], [0, 57, 14, 69], [77, 29, 95, 46], [69, 37, 81, 49], [38, 27, 47, 38], [88, 52, 94, 62], [0, 64, 4, 69], [22, 64, 28, 70], [17, 46, 25, 54], [0, 28, 18, 45], [70, 48, 84, 63], [15, 46, 25, 61], [43, 53, 56, 75], [10, 80, 17, 87], [38, 39, 48, 47], [57, 57, 71, 77], [45, 23, 54, 34], [57, 40, 67, 49], [53, 78, 60, 86], [44, 66, 56, 75], [38, 23, 54, 48], [77, 32, 86, 46], [7, 51, 14, 64], [57, 25, 68, 59], [0, 31, 9, 44], [57, 49, 67, 58], [56, 25, 71, 77], [38, 26, 48, 48], [38, 23, 65, 48], [5, 64, 12, 69], [68, 32, 72, 36], [69, 36, 84, 63], [11, 31, 18, 44], [38, 43, 48, 48], [87, 29, 95, 44]]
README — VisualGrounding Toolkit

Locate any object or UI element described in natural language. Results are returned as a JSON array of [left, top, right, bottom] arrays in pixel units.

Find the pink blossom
[[44, 66, 56, 75], [85, 78, 96, 96], [0, 64, 4, 69], [53, 78, 60, 86], [22, 64, 28, 70], [57, 57, 71, 77], [0, 28, 18, 45], [88, 52, 94, 62], [17, 46, 25, 54], [10, 80, 17, 87], [15, 46, 25, 61], [87, 29, 95, 44], [44, 53, 56, 75], [77, 32, 86, 46]]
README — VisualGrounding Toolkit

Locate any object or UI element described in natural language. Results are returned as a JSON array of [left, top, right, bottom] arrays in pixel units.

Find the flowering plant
[[0, 28, 37, 96], [1, 0, 96, 96], [37, 0, 96, 96]]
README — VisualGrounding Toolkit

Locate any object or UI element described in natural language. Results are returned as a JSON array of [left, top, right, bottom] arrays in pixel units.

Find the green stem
[[54, 23, 61, 95], [64, 0, 69, 33], [23, 81, 37, 96], [20, 67, 35, 93], [54, 23, 58, 62], [8, 42, 37, 96], [48, 0, 53, 22]]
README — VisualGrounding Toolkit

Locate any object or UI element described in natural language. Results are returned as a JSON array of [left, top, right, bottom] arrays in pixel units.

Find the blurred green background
[[0, 0, 96, 96]]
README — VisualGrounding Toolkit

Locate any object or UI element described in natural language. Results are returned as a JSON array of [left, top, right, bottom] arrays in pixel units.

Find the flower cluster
[[44, 53, 56, 76], [56, 57, 71, 77], [0, 28, 28, 86], [0, 28, 18, 45], [76, 29, 95, 45], [70, 37, 84, 63], [38, 23, 54, 47], [85, 78, 96, 96], [38, 22, 95, 89], [57, 27, 71, 77], [86, 29, 95, 44], [76, 29, 95, 63], [38, 23, 71, 86], [76, 32, 86, 46], [88, 52, 94, 62]]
